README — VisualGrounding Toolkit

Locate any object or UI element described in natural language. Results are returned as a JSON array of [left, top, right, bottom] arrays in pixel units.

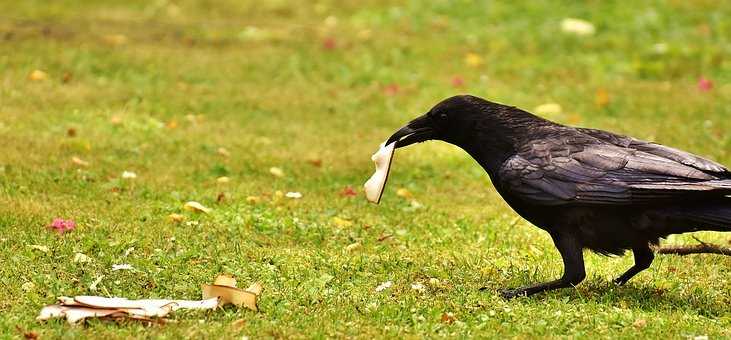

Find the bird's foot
[[499, 288, 528, 299], [612, 277, 628, 286]]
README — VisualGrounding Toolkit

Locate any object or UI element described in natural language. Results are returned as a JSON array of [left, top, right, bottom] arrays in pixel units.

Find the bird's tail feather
[[666, 201, 731, 232]]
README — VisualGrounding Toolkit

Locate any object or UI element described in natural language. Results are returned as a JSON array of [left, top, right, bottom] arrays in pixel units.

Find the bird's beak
[[385, 114, 434, 148]]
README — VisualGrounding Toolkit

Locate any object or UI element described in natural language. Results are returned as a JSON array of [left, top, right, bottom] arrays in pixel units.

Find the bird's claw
[[612, 278, 628, 286]]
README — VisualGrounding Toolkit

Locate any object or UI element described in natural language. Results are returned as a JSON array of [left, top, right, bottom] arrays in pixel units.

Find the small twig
[[655, 238, 731, 256]]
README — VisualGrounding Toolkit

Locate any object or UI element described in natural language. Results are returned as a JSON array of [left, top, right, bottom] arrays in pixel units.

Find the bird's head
[[386, 95, 497, 148], [385, 95, 548, 171]]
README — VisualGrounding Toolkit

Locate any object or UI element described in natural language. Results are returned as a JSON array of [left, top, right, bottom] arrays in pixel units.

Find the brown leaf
[[441, 312, 456, 324], [339, 186, 358, 197]]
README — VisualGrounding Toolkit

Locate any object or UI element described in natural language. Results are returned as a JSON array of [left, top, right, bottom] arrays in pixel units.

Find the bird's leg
[[613, 245, 654, 285], [500, 233, 586, 299]]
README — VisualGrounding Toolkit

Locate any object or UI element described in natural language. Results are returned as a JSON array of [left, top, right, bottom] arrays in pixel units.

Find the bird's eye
[[439, 113, 448, 121]]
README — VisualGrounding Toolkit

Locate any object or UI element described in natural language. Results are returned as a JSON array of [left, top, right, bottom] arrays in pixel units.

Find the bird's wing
[[498, 134, 731, 206], [576, 127, 730, 176]]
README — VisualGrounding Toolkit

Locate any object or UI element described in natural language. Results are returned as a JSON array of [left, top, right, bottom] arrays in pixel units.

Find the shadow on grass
[[564, 281, 728, 317], [482, 280, 730, 317]]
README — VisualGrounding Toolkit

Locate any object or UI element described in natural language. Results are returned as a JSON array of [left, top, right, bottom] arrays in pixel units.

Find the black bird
[[385, 95, 731, 298]]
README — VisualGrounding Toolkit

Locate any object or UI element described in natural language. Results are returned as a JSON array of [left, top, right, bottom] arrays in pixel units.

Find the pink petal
[[698, 77, 713, 91]]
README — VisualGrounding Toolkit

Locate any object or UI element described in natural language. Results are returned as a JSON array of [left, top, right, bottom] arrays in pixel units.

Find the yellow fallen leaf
[[103, 34, 128, 46], [184, 201, 211, 214], [71, 156, 89, 167], [28, 69, 48, 81], [396, 188, 412, 198], [217, 147, 230, 157], [216, 176, 230, 184], [345, 242, 361, 252], [168, 213, 185, 223], [595, 88, 610, 107], [464, 53, 483, 67], [246, 196, 260, 204], [332, 216, 353, 228], [269, 167, 284, 177], [533, 103, 562, 116]]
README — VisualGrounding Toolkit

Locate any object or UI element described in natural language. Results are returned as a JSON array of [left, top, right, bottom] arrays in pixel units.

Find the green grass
[[2, 0, 731, 338]]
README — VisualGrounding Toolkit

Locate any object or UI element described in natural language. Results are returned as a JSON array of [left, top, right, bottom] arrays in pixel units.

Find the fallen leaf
[[396, 188, 412, 199], [285, 191, 302, 199], [110, 115, 123, 125], [207, 285, 257, 309], [15, 326, 38, 340], [28, 245, 49, 253], [332, 216, 353, 228], [464, 53, 483, 67], [441, 312, 456, 324], [71, 156, 89, 167], [230, 318, 246, 330], [383, 83, 400, 96], [269, 167, 284, 177], [307, 159, 323, 167], [356, 28, 372, 40], [184, 201, 211, 214], [89, 275, 104, 291], [561, 18, 595, 36], [103, 34, 128, 46], [246, 282, 263, 295], [533, 103, 562, 116], [28, 69, 48, 81], [62, 71, 73, 83], [375, 281, 392, 292], [411, 282, 426, 292], [22, 282, 35, 292], [339, 186, 358, 197], [377, 233, 393, 242], [322, 37, 337, 50], [168, 213, 185, 223], [323, 15, 338, 29], [633, 319, 647, 328], [67, 127, 77, 137], [73, 253, 92, 263], [217, 147, 230, 157], [246, 196, 260, 204], [214, 275, 237, 287], [216, 192, 226, 203], [121, 171, 137, 179], [345, 242, 361, 252], [595, 88, 610, 107], [112, 264, 134, 271]]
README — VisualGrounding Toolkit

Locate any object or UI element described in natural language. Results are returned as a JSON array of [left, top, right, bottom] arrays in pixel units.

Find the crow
[[385, 95, 731, 298]]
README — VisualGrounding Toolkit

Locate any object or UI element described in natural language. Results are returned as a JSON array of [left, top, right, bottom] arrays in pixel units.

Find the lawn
[[1, 0, 731, 338]]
